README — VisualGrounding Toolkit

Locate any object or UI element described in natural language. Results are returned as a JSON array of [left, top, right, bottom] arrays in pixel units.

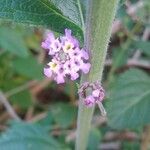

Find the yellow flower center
[[48, 62, 58, 71], [66, 44, 71, 50], [64, 42, 74, 53]]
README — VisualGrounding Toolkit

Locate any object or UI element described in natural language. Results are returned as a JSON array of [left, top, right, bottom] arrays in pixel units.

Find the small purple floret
[[84, 95, 95, 107]]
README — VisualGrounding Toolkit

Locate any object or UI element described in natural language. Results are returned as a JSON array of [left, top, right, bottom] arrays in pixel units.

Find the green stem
[[75, 0, 119, 150]]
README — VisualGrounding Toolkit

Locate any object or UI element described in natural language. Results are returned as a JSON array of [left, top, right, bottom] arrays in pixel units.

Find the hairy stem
[[76, 0, 119, 150]]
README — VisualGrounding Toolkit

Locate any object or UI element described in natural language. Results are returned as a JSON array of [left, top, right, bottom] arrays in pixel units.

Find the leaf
[[50, 103, 77, 128], [0, 0, 83, 40], [132, 40, 150, 56], [117, 2, 127, 19], [0, 27, 29, 57], [64, 81, 78, 97], [107, 69, 150, 129], [12, 56, 44, 80], [0, 122, 65, 150], [37, 112, 54, 128], [51, 0, 84, 26], [119, 0, 126, 5], [136, 0, 150, 25], [10, 90, 33, 109], [122, 141, 140, 150], [112, 47, 129, 68]]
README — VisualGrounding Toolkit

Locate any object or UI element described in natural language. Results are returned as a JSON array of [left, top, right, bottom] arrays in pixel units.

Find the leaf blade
[[0, 0, 83, 39], [12, 56, 44, 80], [132, 40, 150, 56], [0, 122, 64, 150], [107, 69, 150, 129], [0, 27, 29, 57]]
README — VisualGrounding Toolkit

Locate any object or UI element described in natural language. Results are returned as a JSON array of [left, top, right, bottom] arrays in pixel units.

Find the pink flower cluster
[[42, 29, 91, 84], [78, 81, 106, 116]]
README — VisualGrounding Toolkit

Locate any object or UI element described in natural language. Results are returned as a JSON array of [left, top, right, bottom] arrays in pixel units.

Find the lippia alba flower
[[78, 81, 106, 116], [42, 29, 91, 84]]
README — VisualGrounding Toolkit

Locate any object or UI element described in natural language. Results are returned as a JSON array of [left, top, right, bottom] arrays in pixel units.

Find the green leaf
[[107, 69, 150, 129], [37, 112, 54, 128], [10, 90, 33, 109], [64, 82, 78, 97], [119, 0, 126, 5], [12, 56, 43, 80], [117, 3, 127, 19], [50, 103, 77, 128], [122, 141, 140, 150], [0, 27, 29, 57], [136, 0, 150, 25], [132, 40, 150, 56], [112, 47, 129, 68], [0, 0, 83, 40], [51, 0, 84, 26], [0, 122, 65, 150]]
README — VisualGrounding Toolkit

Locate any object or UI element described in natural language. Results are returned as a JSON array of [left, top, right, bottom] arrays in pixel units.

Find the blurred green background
[[0, 0, 150, 149]]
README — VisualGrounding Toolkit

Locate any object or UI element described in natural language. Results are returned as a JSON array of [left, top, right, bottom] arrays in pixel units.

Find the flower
[[84, 95, 95, 107], [78, 81, 106, 116], [42, 29, 91, 83], [44, 59, 65, 84], [42, 33, 62, 55]]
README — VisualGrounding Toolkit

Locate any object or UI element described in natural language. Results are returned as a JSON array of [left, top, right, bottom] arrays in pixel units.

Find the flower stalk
[[76, 0, 119, 150]]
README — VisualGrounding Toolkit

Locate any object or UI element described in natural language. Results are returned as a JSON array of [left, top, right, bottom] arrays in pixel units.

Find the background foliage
[[0, 0, 149, 149]]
